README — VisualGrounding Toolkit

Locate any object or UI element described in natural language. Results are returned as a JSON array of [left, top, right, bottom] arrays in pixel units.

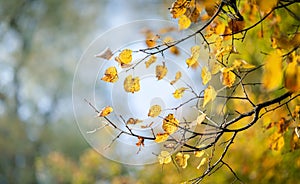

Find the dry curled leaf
[[101, 66, 118, 83], [163, 113, 179, 134], [158, 151, 172, 164], [170, 0, 189, 18], [170, 71, 182, 85], [148, 105, 162, 118], [145, 55, 157, 68], [173, 87, 187, 99], [124, 75, 140, 93], [154, 133, 169, 143], [203, 85, 217, 107], [95, 47, 113, 60], [156, 65, 168, 80], [136, 136, 144, 147], [98, 106, 113, 117], [175, 152, 190, 169]]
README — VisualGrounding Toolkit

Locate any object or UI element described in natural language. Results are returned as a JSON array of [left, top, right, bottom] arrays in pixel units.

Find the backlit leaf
[[232, 59, 255, 69], [98, 106, 113, 117], [291, 130, 300, 151], [262, 50, 283, 91], [124, 75, 140, 93], [170, 71, 182, 85], [255, 0, 278, 12], [269, 132, 284, 151], [145, 55, 157, 68], [194, 150, 205, 158], [175, 152, 190, 169], [173, 87, 187, 99], [186, 45, 200, 68], [203, 85, 217, 107], [170, 0, 189, 18], [95, 47, 113, 60], [115, 49, 132, 66], [158, 151, 172, 164], [101, 66, 118, 83], [284, 54, 300, 92], [148, 105, 162, 118], [155, 133, 169, 143], [201, 66, 211, 85], [178, 15, 191, 30], [156, 65, 168, 80], [197, 157, 207, 169], [221, 67, 236, 87], [210, 61, 222, 74], [163, 113, 179, 134]]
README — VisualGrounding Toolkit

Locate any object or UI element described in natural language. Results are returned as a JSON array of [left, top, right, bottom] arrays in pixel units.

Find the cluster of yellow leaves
[[170, 71, 182, 85], [101, 66, 118, 83], [156, 65, 168, 80], [145, 55, 157, 68], [203, 85, 217, 107], [284, 52, 300, 92], [124, 75, 140, 93], [175, 152, 190, 168], [186, 45, 200, 68], [162, 113, 179, 134], [148, 105, 162, 118], [115, 49, 132, 67], [158, 151, 172, 165], [173, 87, 187, 99], [98, 106, 113, 117]]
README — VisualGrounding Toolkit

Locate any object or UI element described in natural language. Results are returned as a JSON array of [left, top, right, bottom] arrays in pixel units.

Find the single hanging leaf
[[127, 118, 142, 125], [95, 47, 113, 60], [197, 157, 207, 169], [284, 54, 300, 92], [178, 15, 191, 30], [163, 36, 180, 55], [221, 67, 236, 87], [191, 45, 201, 59], [194, 150, 205, 158], [291, 130, 300, 151], [101, 66, 118, 83], [158, 151, 172, 164], [210, 61, 222, 74], [136, 136, 144, 147], [201, 66, 211, 85], [203, 85, 217, 107], [154, 133, 169, 143], [115, 49, 132, 66], [124, 75, 140, 93], [175, 152, 190, 169], [186, 45, 200, 68], [148, 105, 162, 118], [232, 59, 255, 69], [145, 55, 157, 68], [269, 132, 285, 151], [156, 65, 168, 80], [170, 71, 182, 85], [262, 50, 283, 91], [98, 106, 113, 117], [186, 57, 198, 68], [173, 87, 187, 99], [163, 113, 179, 134]]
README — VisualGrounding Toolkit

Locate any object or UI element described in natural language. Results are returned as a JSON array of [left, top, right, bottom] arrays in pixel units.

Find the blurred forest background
[[1, 0, 300, 183]]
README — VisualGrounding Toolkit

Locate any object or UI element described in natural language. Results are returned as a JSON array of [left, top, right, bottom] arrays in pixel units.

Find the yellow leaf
[[178, 15, 191, 30], [101, 66, 118, 83], [233, 59, 255, 69], [201, 66, 211, 85], [203, 85, 217, 107], [148, 105, 162, 118], [191, 45, 201, 59], [197, 157, 207, 169], [163, 113, 179, 134], [173, 87, 187, 99], [145, 55, 157, 68], [156, 65, 168, 80], [124, 75, 140, 93], [186, 45, 200, 68], [284, 55, 300, 92], [269, 132, 284, 151], [262, 50, 283, 91], [115, 49, 132, 65], [210, 61, 222, 74], [95, 47, 113, 60], [98, 106, 113, 117], [189, 8, 200, 23], [170, 71, 182, 85], [221, 67, 236, 87], [186, 57, 198, 68], [170, 0, 189, 18], [126, 118, 142, 125], [158, 151, 172, 165], [256, 0, 278, 12], [155, 133, 169, 143], [196, 114, 206, 125], [194, 150, 205, 158], [175, 152, 190, 169]]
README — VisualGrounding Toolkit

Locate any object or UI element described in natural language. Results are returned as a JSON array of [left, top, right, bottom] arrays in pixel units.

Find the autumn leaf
[[95, 47, 113, 60], [163, 36, 180, 55], [170, 0, 189, 18], [210, 61, 222, 74], [255, 0, 278, 12], [115, 49, 133, 66], [127, 118, 142, 125], [221, 67, 236, 87], [228, 20, 245, 33], [201, 66, 211, 85], [195, 114, 206, 125], [155, 133, 169, 143], [175, 152, 190, 169], [178, 15, 191, 30], [136, 136, 144, 147], [197, 157, 207, 169], [284, 54, 300, 92], [124, 75, 140, 93], [148, 105, 162, 118], [203, 85, 217, 107], [189, 8, 200, 23], [98, 106, 113, 117], [232, 59, 255, 69], [170, 71, 182, 85], [101, 66, 118, 83], [163, 113, 179, 134], [158, 151, 172, 165], [194, 150, 205, 158], [269, 132, 284, 151], [291, 130, 300, 151], [186, 45, 200, 68], [145, 55, 157, 68], [262, 50, 283, 91], [173, 87, 187, 99], [141, 29, 158, 48], [156, 65, 168, 80]]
